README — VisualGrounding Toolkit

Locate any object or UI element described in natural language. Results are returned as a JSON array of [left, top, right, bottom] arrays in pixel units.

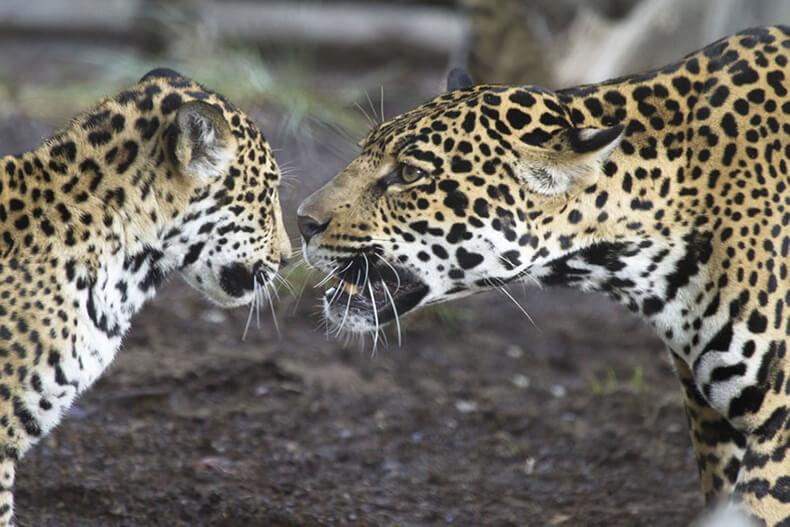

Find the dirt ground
[[14, 282, 703, 527], [1, 37, 704, 527]]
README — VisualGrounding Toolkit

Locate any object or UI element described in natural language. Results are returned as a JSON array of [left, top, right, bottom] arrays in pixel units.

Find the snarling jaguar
[[298, 26, 790, 525]]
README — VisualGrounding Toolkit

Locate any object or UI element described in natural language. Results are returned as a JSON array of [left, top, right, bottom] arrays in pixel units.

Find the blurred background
[[2, 1, 788, 525]]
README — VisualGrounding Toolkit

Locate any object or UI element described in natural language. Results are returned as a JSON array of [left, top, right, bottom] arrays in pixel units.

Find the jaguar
[[0, 68, 290, 525], [298, 26, 790, 524]]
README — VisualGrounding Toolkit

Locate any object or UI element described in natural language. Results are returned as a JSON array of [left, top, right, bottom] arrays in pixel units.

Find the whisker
[[325, 119, 366, 151], [289, 266, 315, 315], [266, 282, 281, 338], [354, 101, 376, 129], [255, 285, 264, 329], [274, 273, 296, 296], [367, 280, 380, 352], [314, 266, 339, 288], [495, 254, 543, 290], [523, 272, 543, 289], [382, 280, 401, 347], [327, 278, 344, 307], [338, 260, 354, 275], [375, 254, 401, 292], [365, 90, 381, 125], [268, 278, 281, 301], [362, 254, 371, 291], [494, 283, 539, 330], [335, 269, 359, 336], [242, 275, 257, 341], [368, 325, 388, 357], [379, 85, 385, 123]]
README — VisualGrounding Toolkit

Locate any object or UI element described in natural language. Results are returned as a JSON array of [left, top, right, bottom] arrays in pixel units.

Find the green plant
[[590, 366, 644, 395]]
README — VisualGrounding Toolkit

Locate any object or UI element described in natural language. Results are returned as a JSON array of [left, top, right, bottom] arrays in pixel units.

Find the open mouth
[[323, 255, 429, 326]]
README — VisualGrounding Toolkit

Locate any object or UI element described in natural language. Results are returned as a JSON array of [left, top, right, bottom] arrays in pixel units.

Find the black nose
[[297, 214, 330, 243], [219, 262, 254, 297]]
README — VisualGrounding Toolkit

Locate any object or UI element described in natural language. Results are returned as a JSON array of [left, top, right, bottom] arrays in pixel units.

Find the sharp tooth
[[326, 286, 336, 297], [343, 282, 358, 295]]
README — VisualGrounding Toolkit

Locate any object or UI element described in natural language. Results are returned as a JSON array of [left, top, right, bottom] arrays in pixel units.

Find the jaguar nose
[[219, 262, 254, 297], [297, 214, 330, 244]]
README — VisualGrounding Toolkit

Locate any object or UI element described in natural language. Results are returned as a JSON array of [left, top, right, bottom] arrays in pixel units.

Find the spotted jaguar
[[298, 26, 790, 524], [0, 68, 290, 525]]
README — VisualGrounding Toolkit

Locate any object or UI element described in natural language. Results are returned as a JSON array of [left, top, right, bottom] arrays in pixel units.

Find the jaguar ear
[[565, 125, 625, 157], [519, 125, 625, 196], [447, 68, 474, 91], [170, 101, 234, 180]]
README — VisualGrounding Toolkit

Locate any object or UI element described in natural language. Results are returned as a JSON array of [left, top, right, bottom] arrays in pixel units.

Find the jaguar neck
[[0, 132, 183, 350], [527, 72, 721, 353], [0, 95, 197, 265], [529, 230, 715, 352]]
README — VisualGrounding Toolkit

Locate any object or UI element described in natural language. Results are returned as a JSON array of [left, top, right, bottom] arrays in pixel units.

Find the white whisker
[[362, 254, 370, 291], [379, 85, 385, 123], [365, 90, 380, 125], [266, 282, 281, 338], [258, 278, 265, 324], [289, 265, 314, 315], [328, 277, 344, 306], [324, 119, 366, 154], [354, 101, 376, 129], [335, 270, 359, 336], [523, 272, 543, 289], [268, 279, 281, 301], [242, 275, 257, 341], [337, 260, 354, 275], [495, 284, 539, 330], [376, 254, 401, 292], [382, 280, 401, 347], [314, 266, 339, 288], [367, 280, 380, 352], [274, 273, 296, 296]]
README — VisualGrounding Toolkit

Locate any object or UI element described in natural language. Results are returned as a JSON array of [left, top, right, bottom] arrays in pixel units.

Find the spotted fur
[[0, 68, 290, 525], [299, 26, 790, 524]]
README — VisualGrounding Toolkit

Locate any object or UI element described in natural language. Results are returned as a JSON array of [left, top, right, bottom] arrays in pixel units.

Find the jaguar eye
[[400, 164, 427, 184]]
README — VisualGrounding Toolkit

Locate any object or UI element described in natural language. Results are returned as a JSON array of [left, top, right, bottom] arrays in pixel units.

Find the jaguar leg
[[731, 388, 790, 526], [672, 353, 746, 505], [0, 457, 14, 527]]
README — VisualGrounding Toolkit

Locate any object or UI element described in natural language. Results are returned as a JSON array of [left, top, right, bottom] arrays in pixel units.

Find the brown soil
[[15, 282, 702, 527]]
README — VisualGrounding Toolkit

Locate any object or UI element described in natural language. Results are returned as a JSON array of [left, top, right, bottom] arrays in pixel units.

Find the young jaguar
[[0, 68, 290, 525], [298, 26, 790, 524]]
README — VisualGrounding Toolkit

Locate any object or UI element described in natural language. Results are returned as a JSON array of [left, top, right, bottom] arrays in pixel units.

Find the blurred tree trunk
[[554, 0, 790, 86], [460, 0, 553, 86], [458, 0, 640, 87]]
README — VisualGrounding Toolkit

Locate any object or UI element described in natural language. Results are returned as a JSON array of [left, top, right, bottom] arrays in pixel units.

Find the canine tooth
[[343, 282, 358, 295], [326, 286, 336, 297]]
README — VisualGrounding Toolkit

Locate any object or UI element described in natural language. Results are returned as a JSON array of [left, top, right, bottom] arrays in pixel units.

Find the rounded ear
[[170, 100, 234, 180], [566, 125, 625, 157], [447, 68, 474, 91], [519, 125, 625, 196], [140, 67, 184, 83]]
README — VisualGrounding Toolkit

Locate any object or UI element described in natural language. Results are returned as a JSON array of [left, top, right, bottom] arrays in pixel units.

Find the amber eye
[[400, 164, 427, 184]]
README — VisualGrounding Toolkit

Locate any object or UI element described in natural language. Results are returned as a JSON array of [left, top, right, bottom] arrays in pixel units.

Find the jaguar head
[[298, 71, 622, 332], [162, 97, 291, 308]]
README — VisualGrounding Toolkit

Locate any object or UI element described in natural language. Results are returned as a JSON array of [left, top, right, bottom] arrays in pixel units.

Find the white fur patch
[[694, 503, 759, 527], [186, 113, 234, 180]]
